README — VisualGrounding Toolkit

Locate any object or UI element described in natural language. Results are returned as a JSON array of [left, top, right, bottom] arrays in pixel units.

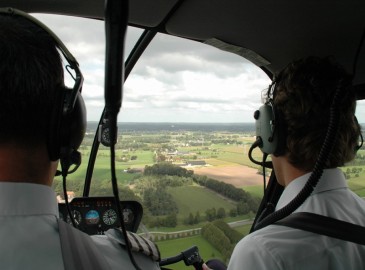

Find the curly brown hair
[[272, 56, 361, 171]]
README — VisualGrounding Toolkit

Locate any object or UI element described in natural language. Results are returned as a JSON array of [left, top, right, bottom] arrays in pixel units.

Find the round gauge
[[102, 209, 118, 226], [85, 210, 100, 225], [101, 127, 111, 146], [67, 210, 82, 225], [122, 208, 134, 224]]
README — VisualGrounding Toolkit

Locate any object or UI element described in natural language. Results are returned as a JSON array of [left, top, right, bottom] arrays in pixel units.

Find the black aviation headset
[[0, 7, 87, 175]]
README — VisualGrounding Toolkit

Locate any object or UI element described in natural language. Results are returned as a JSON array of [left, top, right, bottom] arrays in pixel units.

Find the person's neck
[[272, 155, 307, 187], [0, 143, 55, 186]]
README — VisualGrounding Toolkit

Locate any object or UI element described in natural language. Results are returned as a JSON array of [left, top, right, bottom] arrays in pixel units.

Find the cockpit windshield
[[33, 12, 365, 269]]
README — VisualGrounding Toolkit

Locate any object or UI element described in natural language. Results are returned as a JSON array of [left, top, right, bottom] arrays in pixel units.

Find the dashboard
[[58, 196, 143, 235]]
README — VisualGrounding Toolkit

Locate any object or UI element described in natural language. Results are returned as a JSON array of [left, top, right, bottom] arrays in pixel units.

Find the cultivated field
[[193, 165, 263, 187]]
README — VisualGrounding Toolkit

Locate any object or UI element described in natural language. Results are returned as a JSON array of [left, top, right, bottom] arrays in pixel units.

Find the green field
[[167, 185, 237, 221], [347, 177, 365, 197], [233, 224, 252, 235], [56, 134, 365, 267], [243, 185, 264, 198], [156, 235, 224, 270], [55, 149, 152, 190]]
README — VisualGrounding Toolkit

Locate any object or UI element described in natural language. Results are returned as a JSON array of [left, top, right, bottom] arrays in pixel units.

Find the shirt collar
[[275, 168, 347, 211], [0, 182, 59, 217]]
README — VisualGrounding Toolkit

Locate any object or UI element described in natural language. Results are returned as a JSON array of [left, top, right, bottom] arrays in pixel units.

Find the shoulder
[[91, 232, 161, 270], [228, 226, 284, 270], [228, 223, 327, 270]]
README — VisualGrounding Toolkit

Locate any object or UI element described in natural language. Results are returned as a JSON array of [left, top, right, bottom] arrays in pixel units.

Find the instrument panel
[[58, 197, 143, 235]]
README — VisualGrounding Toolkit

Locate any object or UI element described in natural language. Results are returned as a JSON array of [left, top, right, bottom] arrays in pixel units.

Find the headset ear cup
[[48, 89, 86, 161], [65, 92, 86, 153], [255, 103, 279, 154]]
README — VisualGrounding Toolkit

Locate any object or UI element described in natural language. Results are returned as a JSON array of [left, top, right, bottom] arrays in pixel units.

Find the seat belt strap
[[275, 212, 365, 245], [58, 219, 111, 270]]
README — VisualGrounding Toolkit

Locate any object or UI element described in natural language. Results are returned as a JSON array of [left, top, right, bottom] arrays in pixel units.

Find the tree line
[[201, 220, 243, 262], [144, 162, 194, 178], [140, 163, 261, 228], [192, 175, 260, 213]]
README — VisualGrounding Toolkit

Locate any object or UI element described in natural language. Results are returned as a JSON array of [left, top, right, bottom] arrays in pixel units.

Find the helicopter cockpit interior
[[0, 0, 365, 269]]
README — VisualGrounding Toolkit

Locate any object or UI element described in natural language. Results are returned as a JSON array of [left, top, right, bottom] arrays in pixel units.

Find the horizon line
[[87, 121, 256, 124]]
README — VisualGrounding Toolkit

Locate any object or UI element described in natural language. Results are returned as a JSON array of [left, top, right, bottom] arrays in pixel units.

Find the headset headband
[[0, 7, 83, 115]]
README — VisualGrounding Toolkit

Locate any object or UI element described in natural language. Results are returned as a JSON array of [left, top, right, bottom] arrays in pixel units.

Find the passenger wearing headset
[[0, 9, 160, 270], [224, 57, 365, 270]]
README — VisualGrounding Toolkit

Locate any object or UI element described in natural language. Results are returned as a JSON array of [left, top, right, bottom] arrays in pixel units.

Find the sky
[[33, 13, 271, 123], [34, 13, 365, 123]]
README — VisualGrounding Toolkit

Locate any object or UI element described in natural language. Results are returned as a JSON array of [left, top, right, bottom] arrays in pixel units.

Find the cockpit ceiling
[[2, 0, 365, 84]]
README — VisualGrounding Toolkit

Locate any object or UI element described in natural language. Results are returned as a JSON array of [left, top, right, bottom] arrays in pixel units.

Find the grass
[[156, 235, 224, 270], [59, 134, 365, 270], [148, 213, 254, 233], [232, 224, 252, 236], [347, 176, 365, 197], [56, 149, 151, 182], [243, 185, 264, 198], [118, 150, 154, 168], [167, 185, 237, 221], [210, 144, 263, 168]]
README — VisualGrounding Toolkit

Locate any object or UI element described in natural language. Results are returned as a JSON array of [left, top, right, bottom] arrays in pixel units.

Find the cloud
[[133, 34, 252, 81], [33, 13, 271, 122]]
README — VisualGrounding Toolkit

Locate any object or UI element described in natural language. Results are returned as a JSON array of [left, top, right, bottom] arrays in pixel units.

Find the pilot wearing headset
[[224, 57, 365, 270], [0, 9, 159, 270]]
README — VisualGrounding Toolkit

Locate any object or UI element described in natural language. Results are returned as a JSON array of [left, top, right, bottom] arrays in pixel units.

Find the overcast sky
[[34, 14, 365, 123]]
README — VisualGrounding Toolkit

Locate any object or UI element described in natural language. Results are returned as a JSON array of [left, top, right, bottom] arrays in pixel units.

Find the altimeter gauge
[[102, 209, 118, 225], [67, 210, 82, 225]]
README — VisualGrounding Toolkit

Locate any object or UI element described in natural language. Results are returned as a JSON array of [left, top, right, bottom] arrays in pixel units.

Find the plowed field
[[193, 165, 263, 188]]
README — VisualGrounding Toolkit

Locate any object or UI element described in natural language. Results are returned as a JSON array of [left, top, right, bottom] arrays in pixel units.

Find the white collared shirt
[[228, 168, 365, 270], [0, 182, 64, 270], [0, 182, 160, 270]]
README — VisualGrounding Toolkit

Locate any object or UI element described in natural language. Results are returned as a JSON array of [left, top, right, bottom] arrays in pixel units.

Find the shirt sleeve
[[91, 235, 160, 270], [228, 235, 281, 270]]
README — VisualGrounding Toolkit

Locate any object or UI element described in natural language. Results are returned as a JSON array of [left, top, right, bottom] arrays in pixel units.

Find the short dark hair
[[0, 14, 64, 145], [273, 56, 360, 171]]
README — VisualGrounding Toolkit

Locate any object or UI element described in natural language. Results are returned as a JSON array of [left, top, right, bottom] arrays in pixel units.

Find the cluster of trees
[[193, 175, 248, 201], [183, 211, 201, 225], [182, 201, 258, 226], [211, 139, 242, 145], [145, 213, 177, 228], [133, 174, 193, 223], [205, 207, 227, 221], [201, 220, 243, 262], [144, 162, 193, 178], [184, 201, 257, 224], [183, 208, 227, 225], [140, 163, 261, 227], [133, 175, 193, 189], [143, 187, 178, 216], [344, 167, 363, 179]]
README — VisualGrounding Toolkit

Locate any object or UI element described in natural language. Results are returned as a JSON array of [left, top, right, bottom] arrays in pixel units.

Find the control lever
[[159, 246, 204, 270]]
